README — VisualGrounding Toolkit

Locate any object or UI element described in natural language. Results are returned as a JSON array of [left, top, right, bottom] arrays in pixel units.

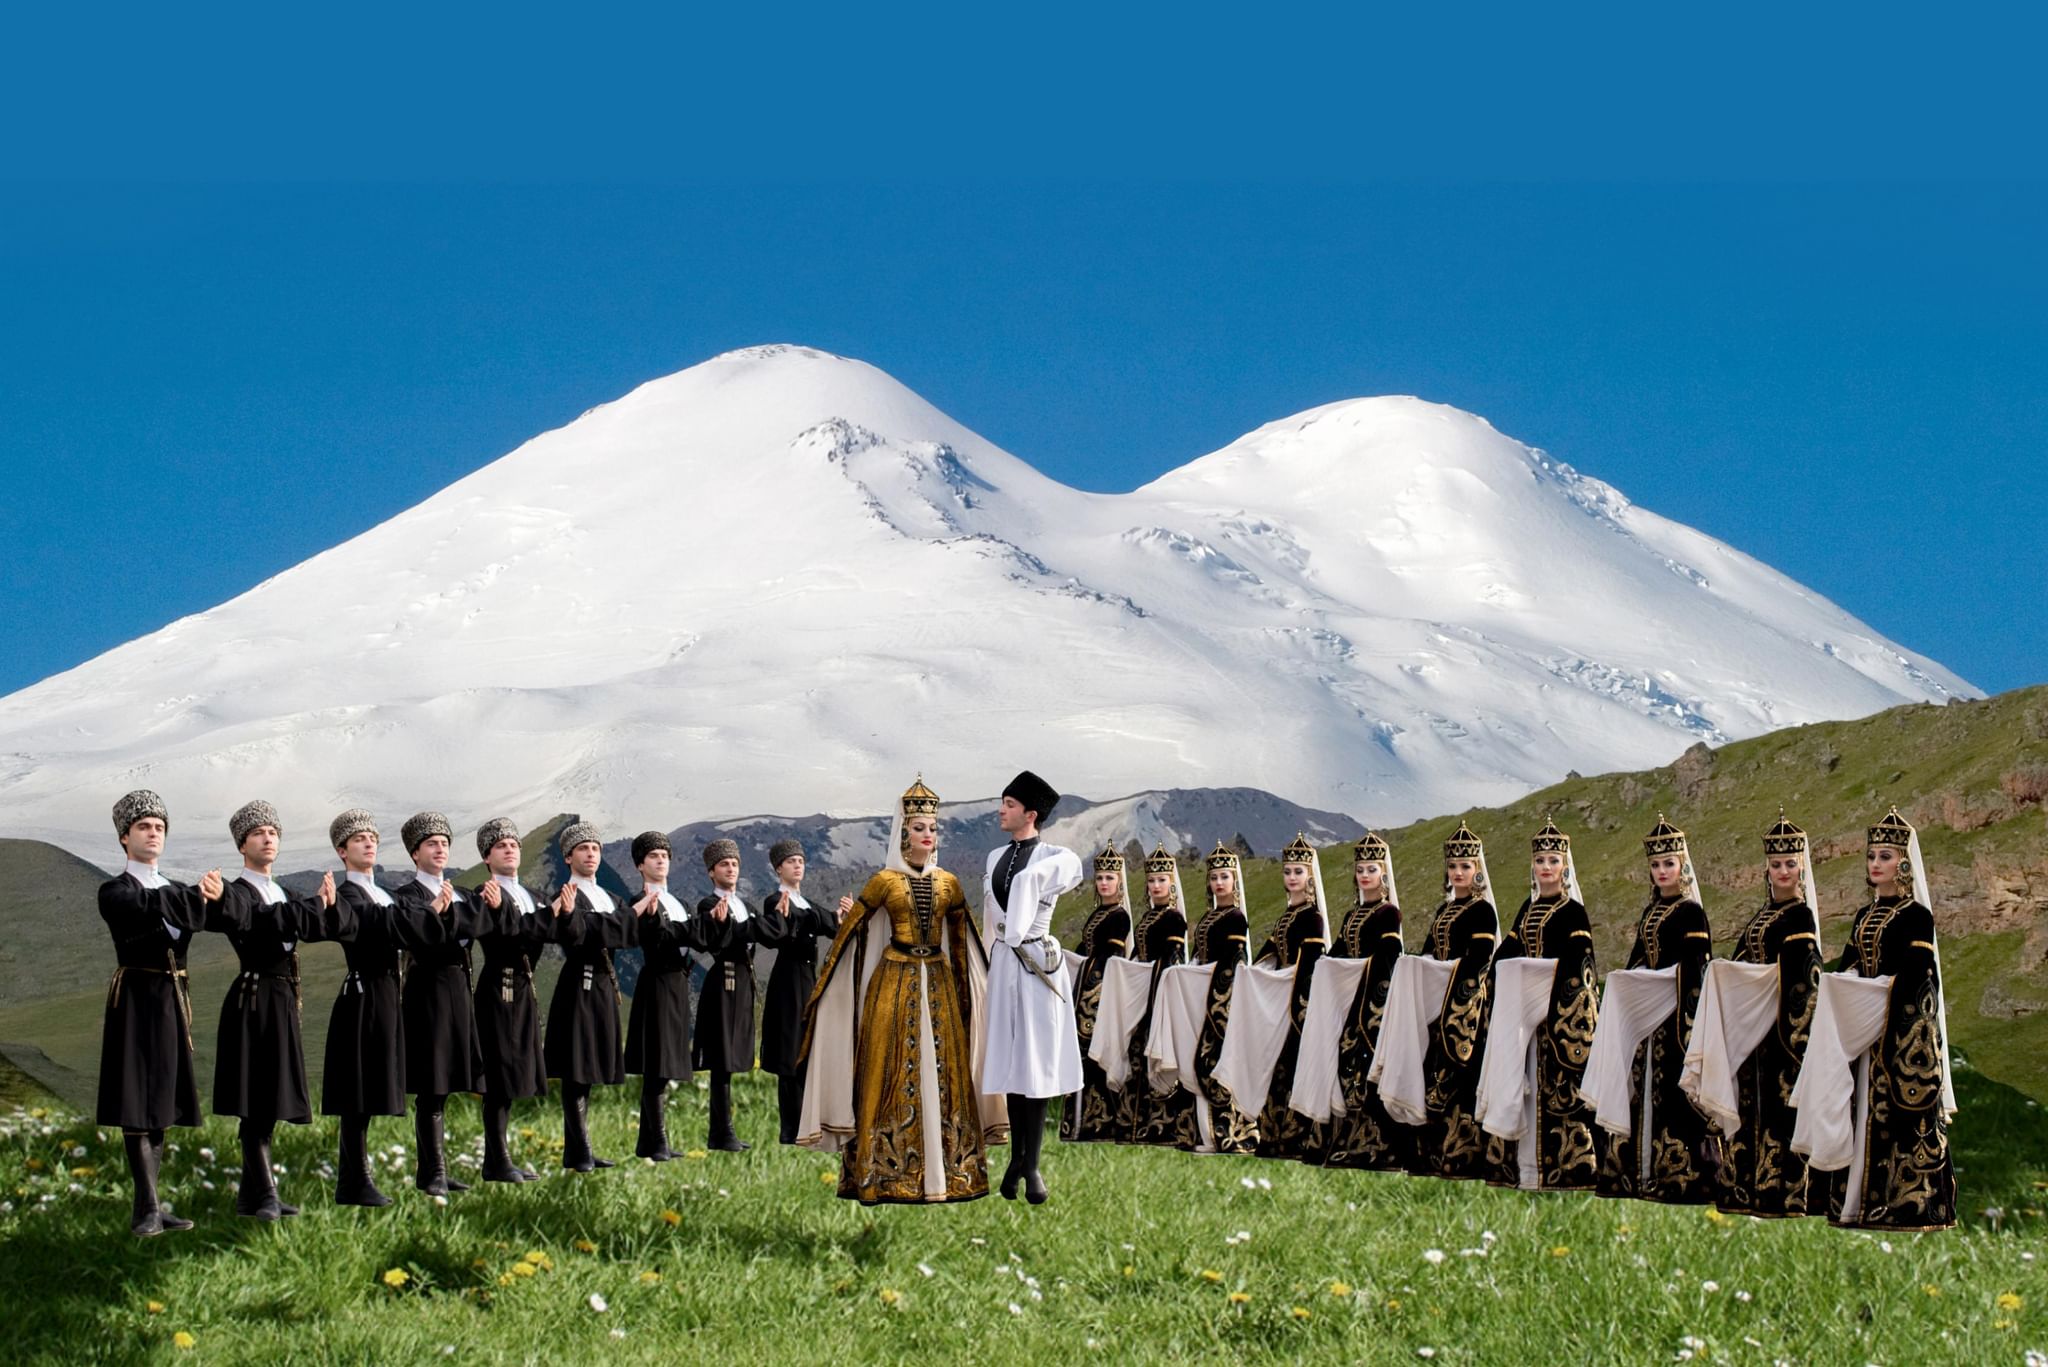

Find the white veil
[[884, 808, 940, 876]]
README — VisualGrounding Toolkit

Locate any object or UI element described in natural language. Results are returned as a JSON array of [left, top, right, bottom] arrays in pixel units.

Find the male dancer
[[694, 839, 758, 1151], [623, 831, 729, 1160], [98, 790, 225, 1235], [211, 800, 336, 1219], [979, 770, 1084, 1203], [546, 822, 635, 1170], [471, 818, 561, 1182], [754, 839, 850, 1144], [392, 812, 483, 1196]]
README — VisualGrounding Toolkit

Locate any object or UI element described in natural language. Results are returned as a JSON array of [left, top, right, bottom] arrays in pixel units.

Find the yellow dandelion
[[71, 1166, 96, 1178], [1122, 1265, 1134, 1278], [660, 1208, 682, 1226], [574, 1238, 597, 1254], [1387, 1297, 1403, 1310], [381, 1268, 410, 1288], [511, 1263, 537, 1279], [879, 1288, 901, 1306], [145, 1301, 165, 1315], [1996, 1292, 2023, 1311], [471, 1257, 489, 1269], [1703, 1208, 1730, 1225], [1996, 1319, 2016, 1330], [1329, 1281, 1352, 1298], [519, 1127, 537, 1139], [522, 1249, 547, 1265], [1923, 1284, 1941, 1298], [1200, 1269, 1223, 1283], [685, 1149, 709, 1160], [1550, 1246, 1571, 1257], [818, 1170, 836, 1185], [1291, 1306, 1312, 1320], [639, 1271, 661, 1285], [1228, 1291, 1251, 1305], [497, 1273, 514, 1287], [172, 1332, 196, 1350]]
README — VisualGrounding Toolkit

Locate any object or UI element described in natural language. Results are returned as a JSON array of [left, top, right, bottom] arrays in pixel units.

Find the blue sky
[[3, 9, 2044, 699], [2, 182, 2043, 697]]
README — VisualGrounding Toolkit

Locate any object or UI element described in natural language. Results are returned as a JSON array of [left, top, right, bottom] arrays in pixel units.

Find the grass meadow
[[2, 1056, 2042, 1365]]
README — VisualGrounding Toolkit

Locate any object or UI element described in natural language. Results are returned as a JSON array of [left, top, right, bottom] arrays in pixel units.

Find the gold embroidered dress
[[797, 780, 1007, 1205]]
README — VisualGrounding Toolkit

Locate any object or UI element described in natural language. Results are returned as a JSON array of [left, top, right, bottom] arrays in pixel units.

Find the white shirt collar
[[345, 868, 394, 906], [493, 872, 536, 912], [124, 858, 166, 888], [238, 867, 286, 903], [570, 874, 613, 912], [413, 868, 463, 899], [643, 881, 685, 920], [778, 881, 810, 910], [712, 885, 750, 922]]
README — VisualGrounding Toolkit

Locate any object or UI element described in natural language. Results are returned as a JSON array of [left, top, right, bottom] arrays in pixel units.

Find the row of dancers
[[1042, 812, 1955, 1231], [95, 792, 852, 1235]]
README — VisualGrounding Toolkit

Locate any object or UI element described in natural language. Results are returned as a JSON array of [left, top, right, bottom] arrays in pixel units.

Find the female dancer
[[1059, 843, 1131, 1142], [797, 777, 1008, 1203]]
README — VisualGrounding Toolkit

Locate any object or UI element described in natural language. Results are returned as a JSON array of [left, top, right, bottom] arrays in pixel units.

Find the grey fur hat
[[401, 810, 453, 855], [631, 830, 672, 865], [230, 799, 281, 848], [329, 808, 378, 850], [702, 838, 741, 871], [768, 838, 804, 869], [558, 821, 602, 856], [476, 816, 520, 859], [113, 789, 170, 839]]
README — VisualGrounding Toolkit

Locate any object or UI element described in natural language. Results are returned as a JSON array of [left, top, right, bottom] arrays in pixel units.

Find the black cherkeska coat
[[692, 893, 759, 1074], [543, 886, 637, 1086], [471, 878, 561, 1100], [96, 870, 215, 1131], [322, 877, 477, 1117], [209, 874, 339, 1125], [391, 877, 488, 1097], [753, 888, 837, 1077], [624, 889, 732, 1082]]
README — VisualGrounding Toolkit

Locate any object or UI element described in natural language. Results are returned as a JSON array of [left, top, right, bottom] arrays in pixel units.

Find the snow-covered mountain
[[0, 344, 1972, 870]]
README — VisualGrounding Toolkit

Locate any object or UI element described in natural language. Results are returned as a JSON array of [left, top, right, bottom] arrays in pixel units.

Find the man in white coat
[[980, 769, 1085, 1204]]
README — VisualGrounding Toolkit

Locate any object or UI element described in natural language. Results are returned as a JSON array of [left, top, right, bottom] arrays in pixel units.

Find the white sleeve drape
[[1289, 955, 1369, 1122], [1368, 955, 1456, 1127], [1211, 963, 1298, 1124], [1580, 965, 1679, 1138], [1679, 960, 1781, 1136]]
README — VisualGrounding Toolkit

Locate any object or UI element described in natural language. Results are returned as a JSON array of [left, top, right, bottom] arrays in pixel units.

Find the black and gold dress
[[1060, 888, 1131, 1143], [1120, 893, 1198, 1146], [1596, 854, 1717, 1204], [1320, 891, 1406, 1172], [1189, 845, 1257, 1154], [1411, 889, 1503, 1180], [1828, 810, 1955, 1230], [1490, 889, 1599, 1190], [801, 863, 998, 1204], [1252, 883, 1328, 1160], [1716, 893, 1823, 1215]]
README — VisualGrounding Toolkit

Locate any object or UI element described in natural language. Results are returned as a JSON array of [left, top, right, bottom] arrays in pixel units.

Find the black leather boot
[[563, 1084, 612, 1170], [480, 1095, 531, 1182], [999, 1094, 1026, 1200], [707, 1072, 749, 1152], [335, 1114, 392, 1207], [127, 1130, 192, 1236], [1021, 1097, 1050, 1205], [636, 1077, 676, 1160], [235, 1118, 296, 1218], [776, 1073, 804, 1145], [413, 1096, 459, 1195]]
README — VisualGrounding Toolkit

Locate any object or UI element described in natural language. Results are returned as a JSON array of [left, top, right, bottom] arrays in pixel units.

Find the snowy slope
[[0, 344, 1972, 870]]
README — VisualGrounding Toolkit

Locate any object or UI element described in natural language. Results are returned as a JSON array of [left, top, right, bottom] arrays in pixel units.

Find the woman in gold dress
[[796, 777, 1008, 1204]]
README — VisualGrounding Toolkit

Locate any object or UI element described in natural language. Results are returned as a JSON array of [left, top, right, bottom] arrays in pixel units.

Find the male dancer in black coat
[[545, 822, 636, 1170], [694, 839, 758, 1151], [210, 799, 337, 1219], [391, 811, 484, 1196], [470, 817, 563, 1182], [753, 839, 849, 1144], [623, 831, 731, 1160], [97, 790, 225, 1235]]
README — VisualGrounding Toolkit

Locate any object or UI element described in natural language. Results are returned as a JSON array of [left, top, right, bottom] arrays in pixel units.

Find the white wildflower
[[1701, 1281, 1719, 1293], [1007, 1302, 1023, 1316], [916, 1262, 935, 1278], [1422, 1249, 1445, 1266], [588, 1293, 608, 1313]]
